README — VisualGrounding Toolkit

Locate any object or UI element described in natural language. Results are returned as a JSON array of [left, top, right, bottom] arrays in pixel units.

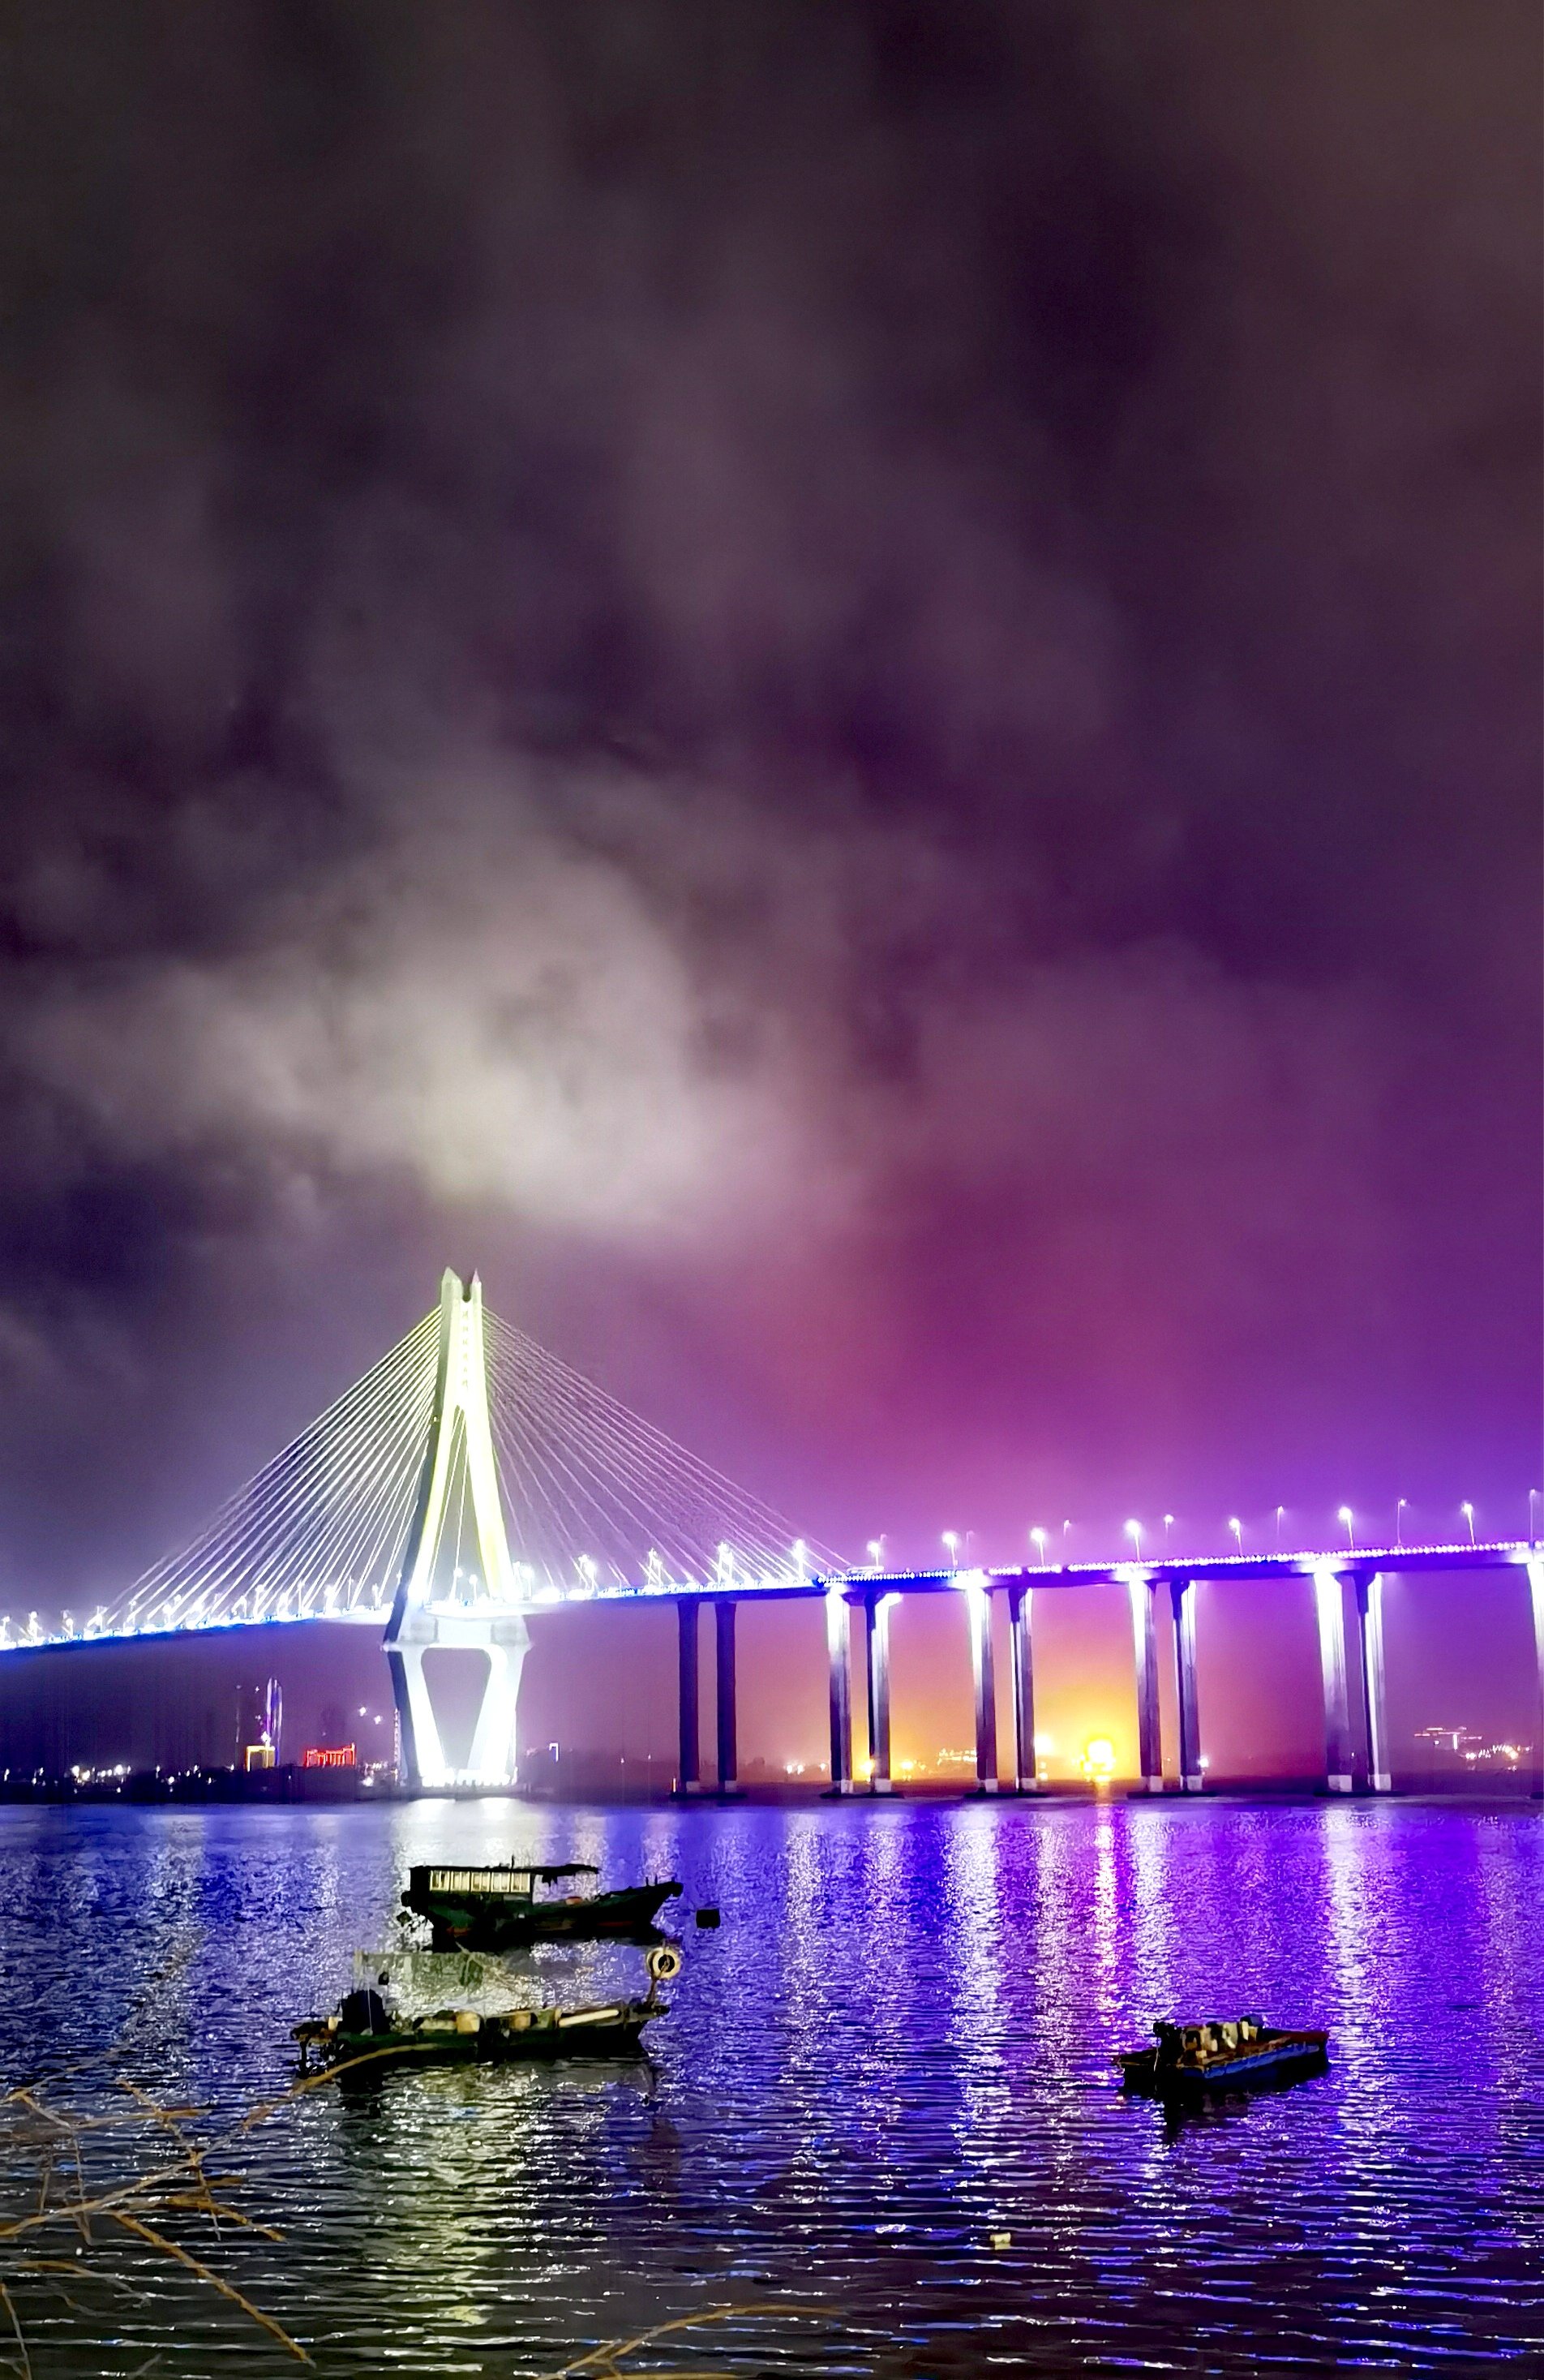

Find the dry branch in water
[[0, 2070, 825, 2377], [0, 2073, 320, 2369]]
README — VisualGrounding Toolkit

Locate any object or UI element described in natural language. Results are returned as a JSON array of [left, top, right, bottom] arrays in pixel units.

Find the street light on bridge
[[1396, 1498, 1409, 1547], [1229, 1517, 1243, 1555], [1031, 1527, 1048, 1566], [942, 1532, 960, 1570], [1124, 1519, 1143, 1562], [866, 1538, 885, 1571], [1338, 1506, 1356, 1550], [1163, 1514, 1175, 1552], [1461, 1501, 1476, 1545], [1532, 1489, 1541, 1543]]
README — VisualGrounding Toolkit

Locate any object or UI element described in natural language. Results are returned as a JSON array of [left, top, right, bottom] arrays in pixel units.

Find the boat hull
[[300, 2005, 660, 2073], [407, 1880, 682, 1948], [1119, 2034, 1329, 2098]]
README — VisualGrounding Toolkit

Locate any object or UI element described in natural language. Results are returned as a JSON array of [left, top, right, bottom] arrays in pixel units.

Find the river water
[[0, 1794, 1539, 2375]]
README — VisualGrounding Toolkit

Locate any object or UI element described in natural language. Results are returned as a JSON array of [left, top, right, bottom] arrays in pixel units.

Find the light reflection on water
[[0, 1798, 1539, 2373]]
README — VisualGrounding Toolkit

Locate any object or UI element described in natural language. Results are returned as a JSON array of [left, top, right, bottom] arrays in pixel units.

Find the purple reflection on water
[[0, 1797, 1539, 2372]]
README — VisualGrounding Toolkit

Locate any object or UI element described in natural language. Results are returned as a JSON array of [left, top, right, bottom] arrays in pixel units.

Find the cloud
[[0, 0, 1533, 1592]]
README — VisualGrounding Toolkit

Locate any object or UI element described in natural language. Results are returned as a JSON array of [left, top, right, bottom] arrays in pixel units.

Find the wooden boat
[[401, 1862, 682, 1948], [1117, 2017, 1329, 2096], [294, 1944, 680, 2073]]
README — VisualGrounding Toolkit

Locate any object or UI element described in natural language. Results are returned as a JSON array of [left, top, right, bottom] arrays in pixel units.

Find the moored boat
[[1117, 2017, 1329, 2096], [294, 1944, 681, 2072], [401, 1862, 682, 1948]]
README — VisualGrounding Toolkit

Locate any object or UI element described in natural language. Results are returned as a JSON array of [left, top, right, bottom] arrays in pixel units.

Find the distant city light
[[1081, 1736, 1117, 1785]]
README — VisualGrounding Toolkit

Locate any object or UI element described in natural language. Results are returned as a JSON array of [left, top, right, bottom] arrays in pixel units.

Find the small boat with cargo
[[1117, 2017, 1329, 2098], [294, 1944, 680, 2073], [401, 1861, 682, 1948]]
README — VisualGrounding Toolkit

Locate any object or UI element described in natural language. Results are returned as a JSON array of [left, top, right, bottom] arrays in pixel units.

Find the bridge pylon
[[383, 1269, 530, 1789]]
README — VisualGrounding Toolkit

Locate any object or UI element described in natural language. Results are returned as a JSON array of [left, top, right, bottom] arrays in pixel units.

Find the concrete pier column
[[1170, 1579, 1203, 1792], [967, 1578, 999, 1793], [676, 1599, 702, 1794], [1355, 1573, 1391, 1793], [1315, 1567, 1355, 1792], [863, 1594, 893, 1793], [1128, 1574, 1164, 1792], [1527, 1557, 1544, 1798], [714, 1599, 741, 1795], [825, 1587, 854, 1794], [1007, 1584, 1038, 1792]]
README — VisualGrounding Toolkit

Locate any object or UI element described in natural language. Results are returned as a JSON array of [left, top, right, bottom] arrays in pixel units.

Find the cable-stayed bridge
[[3, 1269, 1541, 1801], [7, 1271, 843, 1789]]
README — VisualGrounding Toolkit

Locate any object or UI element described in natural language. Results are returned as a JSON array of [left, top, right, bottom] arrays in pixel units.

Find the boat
[[1116, 2017, 1329, 2096], [400, 1861, 682, 1948], [294, 1944, 681, 2073]]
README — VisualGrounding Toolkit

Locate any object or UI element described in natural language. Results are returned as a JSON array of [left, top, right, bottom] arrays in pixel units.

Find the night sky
[[0, 2, 1538, 1663]]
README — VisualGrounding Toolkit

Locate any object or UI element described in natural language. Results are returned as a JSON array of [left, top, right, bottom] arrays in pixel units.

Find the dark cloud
[[0, 0, 1536, 1605]]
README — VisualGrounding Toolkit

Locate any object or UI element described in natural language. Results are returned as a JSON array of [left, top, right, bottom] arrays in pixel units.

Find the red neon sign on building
[[301, 1745, 357, 1769]]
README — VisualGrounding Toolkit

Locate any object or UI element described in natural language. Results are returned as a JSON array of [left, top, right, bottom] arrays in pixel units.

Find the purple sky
[[0, 2, 1538, 1648]]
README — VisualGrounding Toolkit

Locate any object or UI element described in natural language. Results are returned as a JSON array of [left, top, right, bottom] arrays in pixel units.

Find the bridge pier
[[1129, 1575, 1164, 1791], [967, 1577, 998, 1792], [825, 1587, 854, 1793], [1527, 1557, 1544, 1798], [1170, 1579, 1203, 1791], [676, 1599, 703, 1794], [1315, 1567, 1355, 1792], [863, 1593, 893, 1792], [1355, 1573, 1392, 1792], [714, 1600, 741, 1794], [1007, 1584, 1038, 1791]]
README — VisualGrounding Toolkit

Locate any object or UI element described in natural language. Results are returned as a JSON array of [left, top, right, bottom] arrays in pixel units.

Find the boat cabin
[[408, 1862, 599, 1906]]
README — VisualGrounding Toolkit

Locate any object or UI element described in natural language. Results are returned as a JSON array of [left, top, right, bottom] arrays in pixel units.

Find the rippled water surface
[[0, 1795, 1541, 2375]]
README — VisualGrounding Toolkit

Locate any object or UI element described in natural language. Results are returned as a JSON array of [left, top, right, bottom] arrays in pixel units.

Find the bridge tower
[[383, 1269, 530, 1789]]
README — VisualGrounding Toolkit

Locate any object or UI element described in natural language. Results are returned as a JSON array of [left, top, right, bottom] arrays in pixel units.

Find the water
[[0, 1796, 1540, 2375]]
